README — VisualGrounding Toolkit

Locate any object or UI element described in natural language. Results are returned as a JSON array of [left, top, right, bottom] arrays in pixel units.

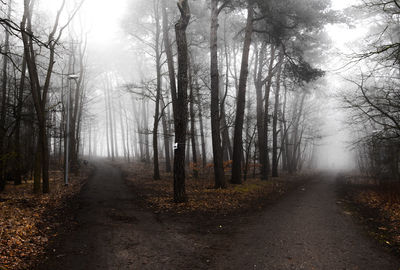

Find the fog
[[1, 0, 398, 182], [74, 0, 366, 170]]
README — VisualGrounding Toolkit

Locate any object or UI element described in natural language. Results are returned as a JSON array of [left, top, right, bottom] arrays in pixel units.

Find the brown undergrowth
[[337, 175, 400, 257], [0, 167, 92, 270], [121, 162, 308, 216]]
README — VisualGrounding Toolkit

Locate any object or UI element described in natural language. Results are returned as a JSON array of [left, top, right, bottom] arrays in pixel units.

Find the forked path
[[39, 164, 400, 269]]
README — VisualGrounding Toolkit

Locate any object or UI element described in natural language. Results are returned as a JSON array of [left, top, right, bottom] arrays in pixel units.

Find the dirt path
[[211, 176, 400, 270], [38, 162, 209, 270], [39, 164, 400, 269]]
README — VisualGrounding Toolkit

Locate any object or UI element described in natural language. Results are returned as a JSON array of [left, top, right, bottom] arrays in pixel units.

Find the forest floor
[[336, 176, 400, 258], [34, 161, 400, 270], [0, 165, 92, 270]]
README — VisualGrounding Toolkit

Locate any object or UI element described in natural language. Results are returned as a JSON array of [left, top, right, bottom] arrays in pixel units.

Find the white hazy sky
[[38, 0, 361, 47], [80, 0, 128, 44], [39, 0, 128, 45]]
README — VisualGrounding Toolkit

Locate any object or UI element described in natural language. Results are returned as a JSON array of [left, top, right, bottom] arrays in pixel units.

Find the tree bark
[[13, 56, 26, 186], [194, 80, 207, 168], [210, 0, 226, 188], [161, 95, 172, 172], [272, 51, 284, 177], [262, 45, 276, 180], [173, 0, 190, 202], [105, 88, 111, 158], [0, 0, 11, 191], [254, 43, 266, 180], [189, 58, 198, 178], [153, 0, 162, 179], [162, 0, 178, 116], [231, 4, 253, 184], [105, 80, 115, 160], [119, 100, 127, 161]]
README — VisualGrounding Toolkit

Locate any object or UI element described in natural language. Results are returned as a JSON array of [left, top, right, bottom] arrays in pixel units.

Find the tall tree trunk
[[153, 0, 162, 180], [111, 92, 119, 158], [161, 0, 177, 172], [161, 1, 178, 116], [124, 109, 131, 162], [220, 55, 232, 162], [105, 90, 111, 158], [254, 43, 266, 180], [272, 51, 284, 177], [231, 4, 253, 184], [119, 99, 127, 161], [106, 83, 115, 160], [21, 0, 69, 193], [88, 120, 92, 158], [189, 59, 198, 178], [262, 45, 276, 180], [0, 0, 11, 191], [210, 0, 226, 188], [281, 80, 289, 171], [195, 81, 207, 168], [292, 92, 306, 172], [33, 146, 41, 193], [161, 95, 172, 172], [13, 56, 27, 185], [134, 98, 145, 161], [143, 100, 150, 163], [173, 0, 190, 203]]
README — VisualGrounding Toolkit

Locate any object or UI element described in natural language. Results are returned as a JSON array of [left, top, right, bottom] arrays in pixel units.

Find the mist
[[1, 0, 400, 269]]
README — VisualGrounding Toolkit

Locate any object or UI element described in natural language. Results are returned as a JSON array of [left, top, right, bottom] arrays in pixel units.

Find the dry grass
[[338, 178, 400, 254], [122, 162, 303, 215], [354, 185, 400, 247]]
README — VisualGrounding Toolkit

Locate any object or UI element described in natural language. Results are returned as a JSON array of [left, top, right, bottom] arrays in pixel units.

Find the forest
[[0, 0, 399, 269]]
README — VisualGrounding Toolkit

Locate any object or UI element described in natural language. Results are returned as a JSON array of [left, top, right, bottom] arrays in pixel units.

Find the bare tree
[[231, 3, 254, 184], [20, 0, 83, 193]]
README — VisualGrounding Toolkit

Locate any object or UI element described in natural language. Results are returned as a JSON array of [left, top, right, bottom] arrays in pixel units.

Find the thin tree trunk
[[119, 99, 127, 161], [231, 4, 253, 184], [105, 90, 111, 158], [111, 92, 119, 158], [21, 0, 69, 193], [161, 0, 177, 172], [145, 101, 151, 162], [262, 45, 276, 180], [153, 0, 162, 180], [0, 0, 11, 191], [220, 56, 232, 162], [189, 60, 198, 178], [13, 56, 27, 185], [281, 80, 288, 171], [194, 81, 207, 168], [106, 83, 115, 160], [161, 95, 172, 172], [254, 44, 266, 180], [272, 51, 284, 177], [123, 108, 131, 162]]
